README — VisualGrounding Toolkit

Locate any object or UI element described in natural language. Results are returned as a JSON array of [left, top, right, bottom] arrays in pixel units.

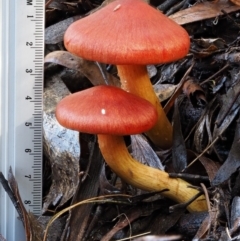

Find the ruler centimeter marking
[[0, 0, 44, 239]]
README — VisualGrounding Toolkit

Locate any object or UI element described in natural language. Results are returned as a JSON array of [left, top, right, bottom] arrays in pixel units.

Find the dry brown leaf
[[198, 156, 220, 182], [43, 73, 80, 213], [46, 0, 69, 11], [100, 202, 164, 241], [183, 78, 206, 106], [195, 38, 226, 49], [5, 168, 43, 241], [154, 84, 177, 102], [192, 214, 211, 240], [231, 197, 240, 231], [212, 118, 240, 186], [192, 38, 227, 58], [169, 0, 240, 25], [8, 168, 33, 241], [214, 51, 240, 65], [131, 134, 164, 170], [172, 100, 187, 172], [45, 16, 82, 44], [193, 98, 217, 153], [213, 82, 240, 139], [45, 51, 120, 86], [230, 0, 240, 6]]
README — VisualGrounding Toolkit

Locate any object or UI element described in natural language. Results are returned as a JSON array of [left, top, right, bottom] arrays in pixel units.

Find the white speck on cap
[[101, 109, 106, 115], [113, 4, 121, 11]]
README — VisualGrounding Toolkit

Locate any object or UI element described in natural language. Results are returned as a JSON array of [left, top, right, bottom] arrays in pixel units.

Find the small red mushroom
[[56, 86, 207, 212], [64, 0, 190, 149], [56, 86, 158, 135]]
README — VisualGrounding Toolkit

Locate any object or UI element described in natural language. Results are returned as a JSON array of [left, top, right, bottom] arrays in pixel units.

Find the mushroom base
[[98, 134, 207, 213], [117, 64, 172, 149]]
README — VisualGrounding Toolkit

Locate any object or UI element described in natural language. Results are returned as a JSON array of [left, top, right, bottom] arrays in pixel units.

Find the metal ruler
[[0, 0, 44, 240]]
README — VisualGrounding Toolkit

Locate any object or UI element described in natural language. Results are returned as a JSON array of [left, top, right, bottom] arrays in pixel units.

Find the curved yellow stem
[[117, 65, 172, 149], [98, 134, 207, 212]]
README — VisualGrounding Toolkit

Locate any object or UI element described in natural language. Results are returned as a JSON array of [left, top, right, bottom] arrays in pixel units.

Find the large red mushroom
[[64, 0, 190, 149], [56, 86, 207, 212]]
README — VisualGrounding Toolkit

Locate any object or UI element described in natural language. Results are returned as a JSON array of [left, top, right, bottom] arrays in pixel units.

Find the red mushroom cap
[[55, 86, 158, 135], [64, 0, 190, 65]]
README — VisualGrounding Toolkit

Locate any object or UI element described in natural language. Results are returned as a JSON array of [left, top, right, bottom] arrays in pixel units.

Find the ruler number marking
[[25, 149, 32, 153], [25, 122, 32, 127], [27, 0, 33, 5], [26, 42, 33, 46], [26, 69, 33, 73]]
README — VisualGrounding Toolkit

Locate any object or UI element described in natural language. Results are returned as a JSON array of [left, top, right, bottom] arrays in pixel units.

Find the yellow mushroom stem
[[98, 134, 207, 212], [117, 65, 172, 149]]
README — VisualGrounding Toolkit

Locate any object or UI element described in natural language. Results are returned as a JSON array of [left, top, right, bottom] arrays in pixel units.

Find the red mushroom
[[56, 86, 207, 212], [64, 0, 190, 149]]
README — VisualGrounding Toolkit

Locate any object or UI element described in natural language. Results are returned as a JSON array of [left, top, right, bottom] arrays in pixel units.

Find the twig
[[164, 61, 195, 114], [200, 64, 229, 85], [169, 173, 209, 182], [169, 189, 203, 212], [113, 213, 132, 240], [221, 9, 240, 29], [45, 0, 54, 8], [200, 183, 211, 212], [43, 194, 132, 241], [182, 134, 222, 172], [95, 62, 109, 85]]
